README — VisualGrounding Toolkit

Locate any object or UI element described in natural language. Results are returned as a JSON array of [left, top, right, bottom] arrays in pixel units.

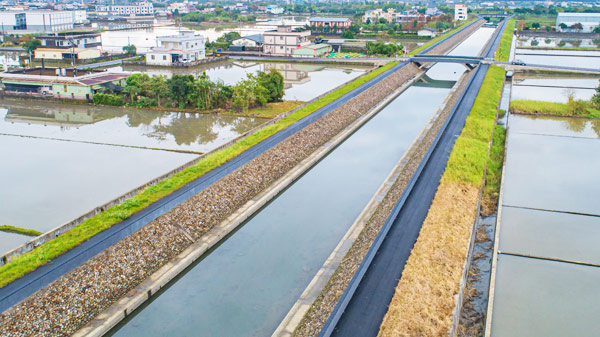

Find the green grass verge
[[518, 46, 600, 52], [443, 65, 506, 185], [482, 125, 506, 207], [408, 20, 475, 56], [0, 61, 399, 288], [0, 226, 42, 237], [511, 99, 600, 118], [495, 18, 516, 62]]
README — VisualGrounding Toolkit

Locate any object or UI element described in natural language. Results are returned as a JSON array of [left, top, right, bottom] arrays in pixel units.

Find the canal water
[[120, 60, 369, 102], [489, 114, 600, 337], [0, 102, 267, 254], [107, 26, 495, 337]]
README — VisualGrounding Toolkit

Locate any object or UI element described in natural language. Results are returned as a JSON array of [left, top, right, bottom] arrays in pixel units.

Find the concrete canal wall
[[0, 62, 422, 336]]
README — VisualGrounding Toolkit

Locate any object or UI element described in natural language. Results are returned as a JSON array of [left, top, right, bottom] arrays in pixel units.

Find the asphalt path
[[319, 17, 509, 337]]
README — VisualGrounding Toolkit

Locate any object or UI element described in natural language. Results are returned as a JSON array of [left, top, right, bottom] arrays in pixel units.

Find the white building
[[146, 31, 205, 66], [455, 4, 468, 21], [556, 12, 600, 32], [95, 2, 154, 18], [231, 34, 263, 47], [0, 11, 77, 34], [418, 28, 437, 37]]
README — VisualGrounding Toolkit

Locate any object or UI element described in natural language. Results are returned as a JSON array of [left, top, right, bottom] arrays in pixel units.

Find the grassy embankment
[[378, 65, 506, 337], [518, 46, 600, 52], [408, 20, 475, 56], [511, 99, 600, 118], [480, 125, 506, 216], [0, 226, 42, 237], [495, 18, 516, 62], [0, 62, 399, 288]]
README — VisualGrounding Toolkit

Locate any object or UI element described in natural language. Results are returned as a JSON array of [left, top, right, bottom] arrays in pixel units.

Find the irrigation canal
[[103, 26, 498, 337], [320, 18, 507, 337]]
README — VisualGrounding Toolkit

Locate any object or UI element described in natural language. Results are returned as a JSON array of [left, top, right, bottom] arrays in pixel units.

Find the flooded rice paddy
[[489, 114, 600, 337], [514, 48, 600, 68], [0, 102, 267, 254], [511, 75, 598, 103]]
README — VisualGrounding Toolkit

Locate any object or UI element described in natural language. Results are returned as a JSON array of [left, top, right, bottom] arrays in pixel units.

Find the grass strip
[[378, 65, 505, 337], [495, 18, 516, 62], [408, 20, 475, 56], [511, 99, 600, 118], [0, 226, 42, 237], [518, 46, 600, 52], [0, 62, 398, 287], [481, 125, 506, 216]]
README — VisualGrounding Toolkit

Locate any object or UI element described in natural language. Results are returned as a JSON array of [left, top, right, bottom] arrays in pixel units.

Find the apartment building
[[95, 2, 154, 18], [455, 4, 468, 21]]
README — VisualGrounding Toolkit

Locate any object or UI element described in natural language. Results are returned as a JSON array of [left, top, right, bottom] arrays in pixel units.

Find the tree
[[23, 38, 41, 55], [341, 30, 354, 39], [257, 69, 284, 102], [545, 25, 552, 32], [594, 26, 600, 33], [559, 22, 568, 30], [413, 20, 418, 29], [379, 17, 387, 24], [531, 22, 540, 30], [570, 22, 583, 32], [366, 18, 371, 25], [123, 44, 137, 55]]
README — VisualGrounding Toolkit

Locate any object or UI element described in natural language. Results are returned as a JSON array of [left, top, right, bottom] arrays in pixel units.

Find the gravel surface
[[292, 69, 475, 337], [0, 64, 421, 336]]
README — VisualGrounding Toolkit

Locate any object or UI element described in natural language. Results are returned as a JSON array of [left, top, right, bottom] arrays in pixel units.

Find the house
[[146, 31, 205, 66], [34, 48, 101, 60], [292, 44, 332, 58], [417, 28, 437, 37], [0, 68, 128, 100], [455, 4, 468, 21], [38, 31, 101, 50], [363, 8, 396, 23], [263, 25, 311, 56], [556, 12, 600, 32], [396, 9, 428, 25], [231, 34, 264, 48], [308, 17, 351, 33]]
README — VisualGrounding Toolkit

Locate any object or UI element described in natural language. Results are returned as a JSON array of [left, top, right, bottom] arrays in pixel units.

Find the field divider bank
[[75, 65, 427, 337], [275, 67, 466, 337]]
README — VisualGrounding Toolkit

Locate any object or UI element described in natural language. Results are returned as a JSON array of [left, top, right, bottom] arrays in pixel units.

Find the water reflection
[[1, 100, 268, 153], [517, 36, 600, 48], [512, 74, 599, 103], [120, 60, 368, 101]]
